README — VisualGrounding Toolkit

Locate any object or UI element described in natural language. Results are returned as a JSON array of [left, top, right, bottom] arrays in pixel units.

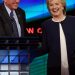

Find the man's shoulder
[[0, 3, 4, 10], [16, 7, 25, 17], [17, 7, 25, 13], [0, 3, 3, 6]]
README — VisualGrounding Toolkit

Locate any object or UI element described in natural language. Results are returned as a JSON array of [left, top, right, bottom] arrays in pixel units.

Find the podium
[[0, 37, 40, 75]]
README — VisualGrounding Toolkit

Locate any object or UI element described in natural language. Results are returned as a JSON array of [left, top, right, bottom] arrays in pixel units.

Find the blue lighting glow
[[0, 50, 8, 55], [0, 50, 29, 64], [0, 0, 75, 22], [19, 0, 75, 22], [20, 56, 28, 64], [0, 56, 8, 63], [9, 50, 19, 55], [10, 56, 19, 63]]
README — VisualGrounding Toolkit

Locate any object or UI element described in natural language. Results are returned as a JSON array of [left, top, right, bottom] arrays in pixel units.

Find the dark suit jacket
[[0, 3, 26, 37], [41, 16, 75, 75]]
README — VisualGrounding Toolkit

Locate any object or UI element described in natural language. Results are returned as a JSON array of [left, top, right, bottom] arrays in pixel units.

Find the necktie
[[59, 23, 69, 75], [10, 11, 19, 37]]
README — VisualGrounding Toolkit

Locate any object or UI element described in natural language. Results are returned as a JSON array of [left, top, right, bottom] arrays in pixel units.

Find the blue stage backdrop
[[0, 0, 75, 22], [19, 0, 75, 22]]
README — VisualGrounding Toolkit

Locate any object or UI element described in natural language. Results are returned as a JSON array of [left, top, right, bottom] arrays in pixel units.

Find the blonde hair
[[46, 0, 66, 15]]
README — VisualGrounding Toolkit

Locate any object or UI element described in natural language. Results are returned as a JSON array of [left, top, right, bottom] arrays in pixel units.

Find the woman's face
[[48, 0, 64, 17]]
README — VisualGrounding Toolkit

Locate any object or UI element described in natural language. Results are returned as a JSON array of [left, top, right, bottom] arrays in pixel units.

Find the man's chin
[[12, 6, 18, 10]]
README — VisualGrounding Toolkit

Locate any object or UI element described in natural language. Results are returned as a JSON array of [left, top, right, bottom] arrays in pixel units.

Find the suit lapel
[[15, 9, 25, 36], [0, 3, 13, 35], [15, 10, 23, 27]]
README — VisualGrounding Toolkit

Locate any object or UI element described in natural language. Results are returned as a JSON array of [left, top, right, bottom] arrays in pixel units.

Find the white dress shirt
[[4, 4, 21, 37]]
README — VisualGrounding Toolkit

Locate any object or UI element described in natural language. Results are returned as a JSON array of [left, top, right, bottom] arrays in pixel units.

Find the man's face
[[4, 0, 20, 10]]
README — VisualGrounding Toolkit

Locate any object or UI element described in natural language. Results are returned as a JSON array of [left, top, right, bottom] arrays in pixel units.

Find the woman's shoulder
[[42, 18, 53, 26], [41, 19, 54, 30], [67, 15, 75, 20]]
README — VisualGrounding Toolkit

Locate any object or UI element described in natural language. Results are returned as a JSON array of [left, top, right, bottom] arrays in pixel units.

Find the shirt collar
[[4, 3, 15, 16]]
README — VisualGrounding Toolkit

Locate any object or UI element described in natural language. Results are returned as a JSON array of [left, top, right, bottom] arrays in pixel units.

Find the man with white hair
[[0, 0, 26, 37]]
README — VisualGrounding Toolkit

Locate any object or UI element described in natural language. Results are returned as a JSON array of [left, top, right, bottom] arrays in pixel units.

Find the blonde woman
[[41, 0, 75, 75]]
